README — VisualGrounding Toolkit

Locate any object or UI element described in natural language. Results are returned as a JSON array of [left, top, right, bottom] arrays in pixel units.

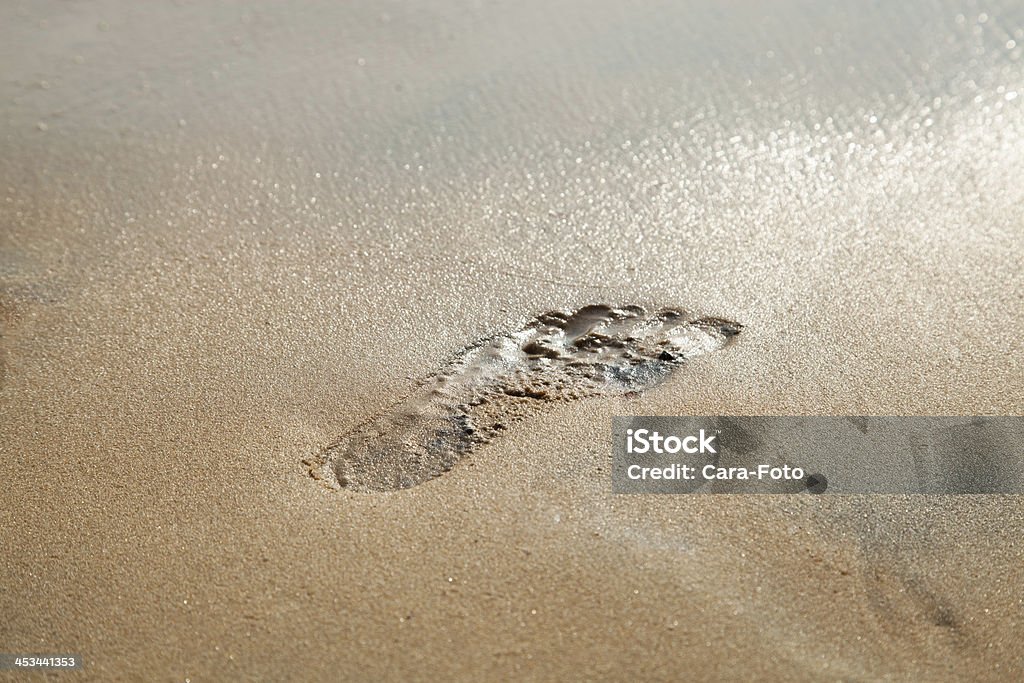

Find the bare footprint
[[306, 304, 742, 492]]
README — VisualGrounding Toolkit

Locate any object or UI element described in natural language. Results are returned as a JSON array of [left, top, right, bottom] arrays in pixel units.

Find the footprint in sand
[[307, 304, 742, 492]]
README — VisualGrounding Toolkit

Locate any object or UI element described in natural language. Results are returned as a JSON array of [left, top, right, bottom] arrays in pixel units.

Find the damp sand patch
[[306, 304, 742, 492]]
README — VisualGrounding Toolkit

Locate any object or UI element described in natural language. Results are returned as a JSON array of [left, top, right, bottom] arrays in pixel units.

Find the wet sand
[[2, 1, 1023, 680]]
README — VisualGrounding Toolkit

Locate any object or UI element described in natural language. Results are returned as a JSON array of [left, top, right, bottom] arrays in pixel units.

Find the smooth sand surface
[[2, 1, 1023, 680]]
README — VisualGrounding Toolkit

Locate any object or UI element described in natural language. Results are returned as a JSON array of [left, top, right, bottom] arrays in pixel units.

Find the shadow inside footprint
[[307, 304, 742, 492]]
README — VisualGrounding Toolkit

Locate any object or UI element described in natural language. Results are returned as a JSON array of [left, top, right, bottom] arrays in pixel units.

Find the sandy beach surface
[[2, 1, 1023, 680]]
